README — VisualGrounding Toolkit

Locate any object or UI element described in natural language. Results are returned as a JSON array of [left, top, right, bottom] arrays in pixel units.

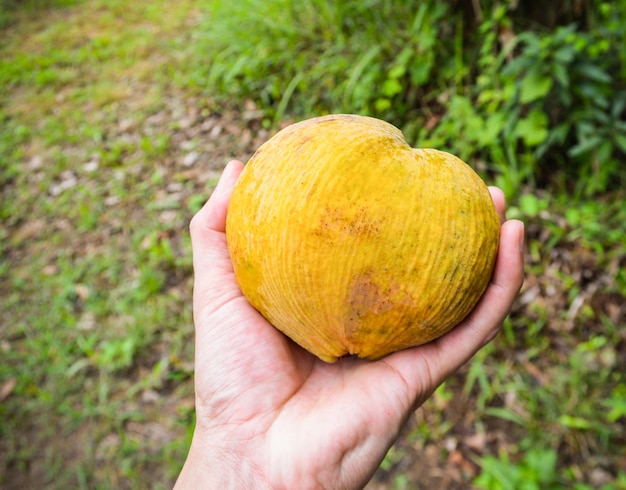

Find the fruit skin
[[225, 114, 500, 362]]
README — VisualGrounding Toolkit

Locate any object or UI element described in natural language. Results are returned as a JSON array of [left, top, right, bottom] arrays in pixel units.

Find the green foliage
[[417, 2, 626, 198], [466, 324, 625, 488], [474, 448, 560, 490], [196, 0, 626, 197], [508, 192, 626, 255], [190, 0, 456, 125]]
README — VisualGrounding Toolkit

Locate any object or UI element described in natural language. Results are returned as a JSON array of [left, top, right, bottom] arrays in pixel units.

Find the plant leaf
[[558, 415, 593, 429], [515, 109, 549, 146], [519, 69, 553, 104]]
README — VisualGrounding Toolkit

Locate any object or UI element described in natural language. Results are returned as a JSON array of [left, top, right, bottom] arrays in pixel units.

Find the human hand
[[175, 160, 525, 490]]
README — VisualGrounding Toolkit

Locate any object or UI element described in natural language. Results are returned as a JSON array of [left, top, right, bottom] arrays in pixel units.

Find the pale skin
[[175, 160, 525, 490]]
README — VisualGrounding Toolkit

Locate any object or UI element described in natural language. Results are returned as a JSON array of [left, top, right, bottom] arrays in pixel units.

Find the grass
[[1, 0, 625, 488], [0, 1, 213, 487]]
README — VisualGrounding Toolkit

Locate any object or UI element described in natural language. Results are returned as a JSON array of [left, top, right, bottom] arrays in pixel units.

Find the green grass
[[0, 1, 208, 487], [1, 0, 625, 488]]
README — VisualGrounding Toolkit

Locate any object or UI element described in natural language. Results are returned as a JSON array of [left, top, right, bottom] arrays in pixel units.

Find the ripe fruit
[[225, 114, 500, 362]]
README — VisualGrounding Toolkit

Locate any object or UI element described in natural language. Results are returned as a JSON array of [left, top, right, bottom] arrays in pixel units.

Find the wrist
[[175, 431, 271, 489]]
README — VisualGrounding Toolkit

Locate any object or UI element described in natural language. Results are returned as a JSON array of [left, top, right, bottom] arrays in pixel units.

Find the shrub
[[192, 0, 625, 197], [425, 2, 626, 197]]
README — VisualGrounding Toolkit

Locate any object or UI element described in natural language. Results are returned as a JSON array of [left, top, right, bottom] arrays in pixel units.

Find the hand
[[175, 160, 525, 490]]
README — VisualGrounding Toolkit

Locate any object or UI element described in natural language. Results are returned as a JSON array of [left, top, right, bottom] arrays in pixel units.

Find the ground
[[1, 1, 625, 489]]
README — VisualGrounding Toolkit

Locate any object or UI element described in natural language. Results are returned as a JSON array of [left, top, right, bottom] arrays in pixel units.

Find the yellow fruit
[[225, 114, 500, 362]]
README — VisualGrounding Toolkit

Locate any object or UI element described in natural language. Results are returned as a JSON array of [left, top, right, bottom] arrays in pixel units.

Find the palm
[[192, 226, 422, 486]]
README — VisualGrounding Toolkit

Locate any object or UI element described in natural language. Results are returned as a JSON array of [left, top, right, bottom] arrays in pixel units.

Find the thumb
[[190, 160, 244, 237], [189, 160, 245, 314]]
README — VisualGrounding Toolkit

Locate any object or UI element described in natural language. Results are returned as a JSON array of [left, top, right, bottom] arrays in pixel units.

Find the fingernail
[[518, 222, 525, 253]]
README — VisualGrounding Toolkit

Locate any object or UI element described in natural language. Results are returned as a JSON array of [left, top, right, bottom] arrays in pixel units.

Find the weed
[[474, 447, 560, 490]]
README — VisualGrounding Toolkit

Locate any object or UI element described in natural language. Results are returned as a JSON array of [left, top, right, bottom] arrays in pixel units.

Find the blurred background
[[1, 0, 624, 488]]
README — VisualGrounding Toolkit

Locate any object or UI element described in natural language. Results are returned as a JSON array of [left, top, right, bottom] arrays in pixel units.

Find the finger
[[488, 186, 506, 223], [189, 160, 245, 311], [190, 160, 245, 236], [189, 160, 244, 269]]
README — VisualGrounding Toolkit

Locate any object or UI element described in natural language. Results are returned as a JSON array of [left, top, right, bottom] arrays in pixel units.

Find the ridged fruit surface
[[225, 114, 500, 362]]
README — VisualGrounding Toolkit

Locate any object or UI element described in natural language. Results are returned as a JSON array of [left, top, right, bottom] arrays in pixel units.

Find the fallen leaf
[[0, 378, 17, 402], [464, 432, 487, 451]]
